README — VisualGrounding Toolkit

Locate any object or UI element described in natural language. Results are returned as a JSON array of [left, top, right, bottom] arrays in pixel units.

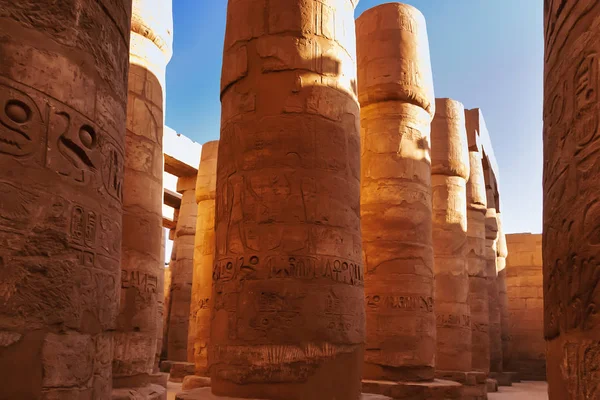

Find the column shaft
[[212, 0, 364, 398], [357, 3, 436, 382], [543, 1, 600, 397], [0, 1, 131, 398], [431, 98, 471, 373]]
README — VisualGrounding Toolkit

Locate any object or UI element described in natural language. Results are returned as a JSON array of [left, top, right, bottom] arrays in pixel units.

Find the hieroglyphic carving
[[46, 107, 100, 184], [366, 295, 434, 312], [0, 81, 44, 157], [69, 205, 97, 268], [121, 270, 158, 294]]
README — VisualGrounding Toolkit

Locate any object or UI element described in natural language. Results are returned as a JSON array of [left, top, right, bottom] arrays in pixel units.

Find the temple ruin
[[0, 0, 591, 399]]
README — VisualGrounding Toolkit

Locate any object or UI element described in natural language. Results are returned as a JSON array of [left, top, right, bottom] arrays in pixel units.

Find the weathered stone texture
[[114, 0, 172, 393], [495, 213, 510, 373], [485, 185, 502, 374], [505, 234, 545, 381], [188, 140, 218, 376], [431, 98, 472, 374], [357, 3, 436, 382], [464, 111, 490, 374], [0, 0, 131, 398], [167, 176, 197, 362], [543, 2, 600, 398], [212, 0, 364, 398]]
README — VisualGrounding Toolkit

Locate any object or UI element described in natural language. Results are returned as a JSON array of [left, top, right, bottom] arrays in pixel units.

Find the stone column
[[161, 240, 175, 364], [188, 140, 218, 378], [211, 0, 364, 398], [430, 98, 472, 375], [464, 112, 490, 376], [167, 175, 197, 363], [113, 0, 172, 396], [358, 2, 436, 382], [484, 181, 502, 377], [496, 214, 511, 373], [543, 2, 600, 398], [156, 229, 167, 371], [0, 1, 130, 398]]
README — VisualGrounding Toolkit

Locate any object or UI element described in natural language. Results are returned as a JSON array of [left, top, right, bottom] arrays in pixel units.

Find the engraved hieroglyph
[[464, 109, 490, 374], [431, 98, 472, 373], [543, 1, 600, 398], [357, 3, 437, 382], [0, 1, 131, 398], [212, 0, 364, 398], [189, 140, 218, 376], [114, 0, 173, 394]]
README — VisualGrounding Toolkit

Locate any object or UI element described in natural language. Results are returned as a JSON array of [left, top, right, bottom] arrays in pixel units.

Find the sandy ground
[[489, 381, 548, 400], [168, 380, 549, 399]]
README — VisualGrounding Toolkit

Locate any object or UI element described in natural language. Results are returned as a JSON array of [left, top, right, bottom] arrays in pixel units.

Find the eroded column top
[[496, 213, 508, 259], [195, 140, 219, 203], [356, 2, 434, 114], [431, 98, 470, 179], [130, 0, 173, 81]]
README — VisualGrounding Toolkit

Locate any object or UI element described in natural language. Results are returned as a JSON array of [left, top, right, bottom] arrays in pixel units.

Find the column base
[[435, 371, 487, 400], [362, 379, 462, 399], [159, 360, 173, 373], [112, 384, 166, 400], [176, 387, 393, 399], [182, 375, 212, 390], [168, 362, 196, 382], [150, 372, 169, 388], [489, 371, 518, 386], [485, 379, 498, 393]]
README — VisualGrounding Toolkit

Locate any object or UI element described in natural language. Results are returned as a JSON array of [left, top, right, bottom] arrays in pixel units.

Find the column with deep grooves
[[430, 98, 472, 375], [212, 0, 364, 398], [357, 3, 436, 382], [0, 1, 131, 398], [113, 0, 173, 396], [189, 140, 218, 376], [464, 110, 490, 375], [543, 1, 600, 398]]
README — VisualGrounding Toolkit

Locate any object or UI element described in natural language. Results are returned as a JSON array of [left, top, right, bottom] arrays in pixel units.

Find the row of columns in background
[[170, 3, 516, 399], [0, 0, 584, 399]]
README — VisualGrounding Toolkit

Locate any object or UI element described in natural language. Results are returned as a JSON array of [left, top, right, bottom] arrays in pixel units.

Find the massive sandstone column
[[113, 0, 172, 396], [211, 0, 364, 398], [495, 214, 511, 372], [168, 175, 197, 363], [0, 1, 131, 398], [188, 140, 218, 377], [464, 111, 490, 375], [543, 1, 600, 398], [430, 99, 472, 374], [484, 175, 502, 375], [357, 3, 437, 382]]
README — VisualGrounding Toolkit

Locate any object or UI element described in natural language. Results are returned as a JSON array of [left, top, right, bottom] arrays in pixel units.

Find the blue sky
[[165, 0, 543, 234]]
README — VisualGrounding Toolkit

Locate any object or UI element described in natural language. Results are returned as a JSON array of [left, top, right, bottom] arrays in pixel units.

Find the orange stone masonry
[[357, 2, 436, 383], [464, 109, 491, 375], [505, 233, 545, 381], [430, 98, 472, 374], [543, 1, 600, 398], [211, 0, 365, 398], [188, 140, 218, 377], [113, 0, 173, 397], [0, 0, 131, 398]]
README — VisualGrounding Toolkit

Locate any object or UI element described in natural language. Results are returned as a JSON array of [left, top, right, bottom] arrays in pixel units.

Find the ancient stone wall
[[0, 1, 131, 398], [505, 233, 545, 381], [543, 1, 600, 398], [211, 0, 364, 398]]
